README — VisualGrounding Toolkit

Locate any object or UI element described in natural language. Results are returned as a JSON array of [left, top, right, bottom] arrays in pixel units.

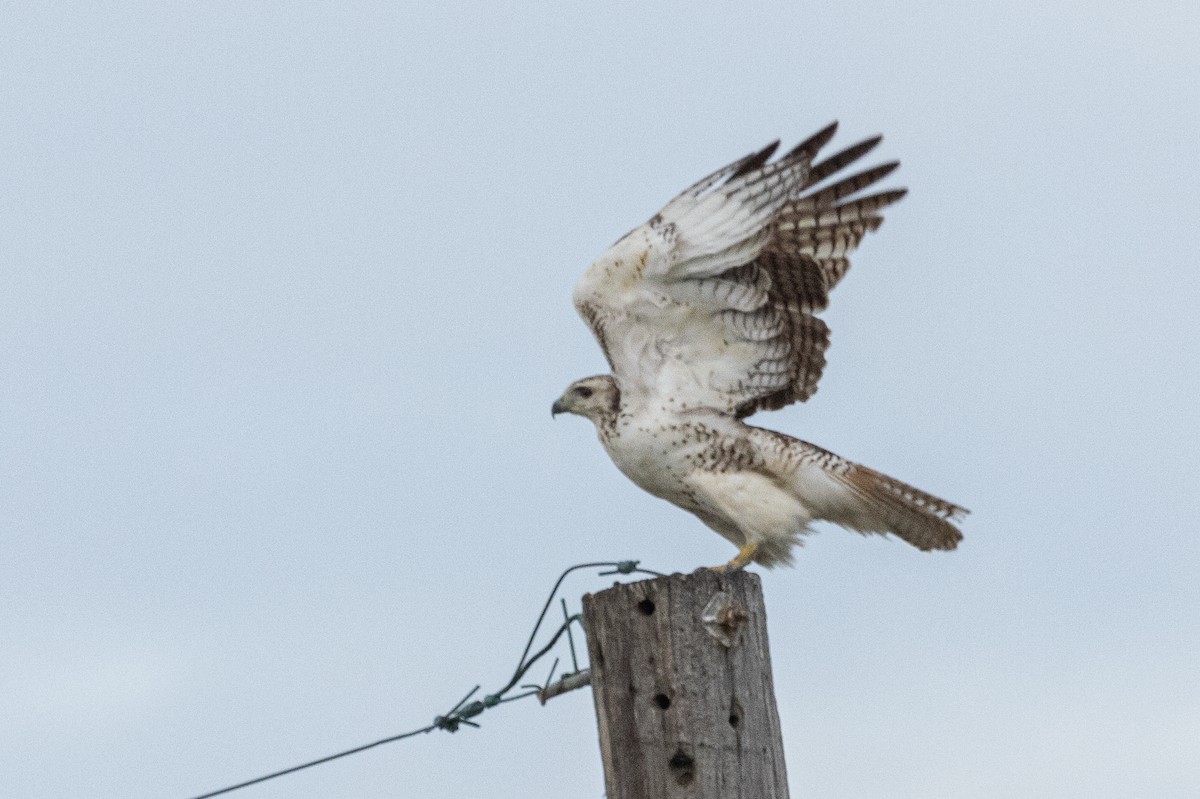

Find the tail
[[752, 428, 967, 552], [831, 460, 966, 551]]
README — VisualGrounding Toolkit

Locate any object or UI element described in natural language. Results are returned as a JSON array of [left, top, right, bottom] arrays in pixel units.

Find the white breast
[[600, 408, 699, 503]]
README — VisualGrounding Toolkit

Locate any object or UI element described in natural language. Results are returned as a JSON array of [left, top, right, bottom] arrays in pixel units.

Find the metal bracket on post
[[701, 590, 748, 648], [538, 669, 592, 704]]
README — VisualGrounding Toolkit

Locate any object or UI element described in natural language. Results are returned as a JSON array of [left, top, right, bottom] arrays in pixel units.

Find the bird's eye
[[575, 386, 594, 399]]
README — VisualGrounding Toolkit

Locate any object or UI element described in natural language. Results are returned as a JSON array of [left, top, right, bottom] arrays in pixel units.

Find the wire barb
[[184, 559, 659, 799], [562, 598, 580, 673]]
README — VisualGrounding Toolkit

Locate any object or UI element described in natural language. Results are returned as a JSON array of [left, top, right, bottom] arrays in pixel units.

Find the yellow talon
[[713, 541, 758, 571]]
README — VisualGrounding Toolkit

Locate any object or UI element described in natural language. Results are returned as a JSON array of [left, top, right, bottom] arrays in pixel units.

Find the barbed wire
[[185, 559, 663, 799]]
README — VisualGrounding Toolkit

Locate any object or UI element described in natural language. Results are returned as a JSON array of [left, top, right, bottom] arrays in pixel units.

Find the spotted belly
[[600, 421, 703, 508]]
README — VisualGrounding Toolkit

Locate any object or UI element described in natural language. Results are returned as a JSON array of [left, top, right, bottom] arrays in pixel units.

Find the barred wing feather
[[573, 122, 907, 416]]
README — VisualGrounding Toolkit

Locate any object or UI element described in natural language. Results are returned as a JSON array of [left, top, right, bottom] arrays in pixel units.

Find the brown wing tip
[[729, 140, 781, 181], [803, 135, 887, 188], [826, 134, 883, 165], [785, 121, 839, 160], [875, 161, 901, 181], [854, 187, 908, 209]]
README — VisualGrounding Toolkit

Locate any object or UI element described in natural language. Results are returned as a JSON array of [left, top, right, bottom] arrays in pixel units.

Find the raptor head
[[552, 375, 619, 423]]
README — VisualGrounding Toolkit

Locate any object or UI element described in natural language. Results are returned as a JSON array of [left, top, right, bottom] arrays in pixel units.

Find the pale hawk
[[553, 122, 966, 569]]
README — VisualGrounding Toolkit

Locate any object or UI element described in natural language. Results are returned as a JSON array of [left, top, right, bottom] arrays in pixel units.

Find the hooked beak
[[551, 398, 567, 418]]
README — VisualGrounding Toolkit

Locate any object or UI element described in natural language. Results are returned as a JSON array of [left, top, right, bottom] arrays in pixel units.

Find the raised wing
[[574, 122, 906, 415]]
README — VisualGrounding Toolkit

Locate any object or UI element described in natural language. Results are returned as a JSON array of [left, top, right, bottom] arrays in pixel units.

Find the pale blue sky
[[2, 3, 1198, 797]]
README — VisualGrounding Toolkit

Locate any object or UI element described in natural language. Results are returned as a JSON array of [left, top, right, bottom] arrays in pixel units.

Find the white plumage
[[553, 123, 966, 568]]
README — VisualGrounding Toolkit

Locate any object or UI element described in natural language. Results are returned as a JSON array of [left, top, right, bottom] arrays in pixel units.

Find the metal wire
[[184, 559, 660, 799]]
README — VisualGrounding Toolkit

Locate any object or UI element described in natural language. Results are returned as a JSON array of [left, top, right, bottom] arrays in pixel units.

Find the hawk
[[552, 122, 966, 569]]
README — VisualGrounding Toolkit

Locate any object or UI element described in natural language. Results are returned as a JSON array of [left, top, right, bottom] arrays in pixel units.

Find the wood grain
[[583, 569, 789, 798]]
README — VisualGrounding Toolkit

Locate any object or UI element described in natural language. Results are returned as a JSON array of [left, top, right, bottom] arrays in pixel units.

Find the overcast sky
[[3, 2, 1198, 798]]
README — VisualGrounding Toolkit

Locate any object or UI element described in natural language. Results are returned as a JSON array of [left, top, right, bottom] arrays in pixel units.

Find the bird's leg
[[713, 542, 758, 572]]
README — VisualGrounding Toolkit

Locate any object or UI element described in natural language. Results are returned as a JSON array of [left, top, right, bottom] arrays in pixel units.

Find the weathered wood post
[[582, 569, 789, 798]]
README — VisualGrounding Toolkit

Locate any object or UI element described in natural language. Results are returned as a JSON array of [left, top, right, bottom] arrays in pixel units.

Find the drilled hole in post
[[637, 599, 656, 616], [668, 749, 695, 786], [654, 693, 671, 710], [728, 699, 743, 729]]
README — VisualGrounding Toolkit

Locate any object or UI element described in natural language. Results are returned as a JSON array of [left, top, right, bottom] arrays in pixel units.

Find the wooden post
[[582, 569, 789, 799]]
